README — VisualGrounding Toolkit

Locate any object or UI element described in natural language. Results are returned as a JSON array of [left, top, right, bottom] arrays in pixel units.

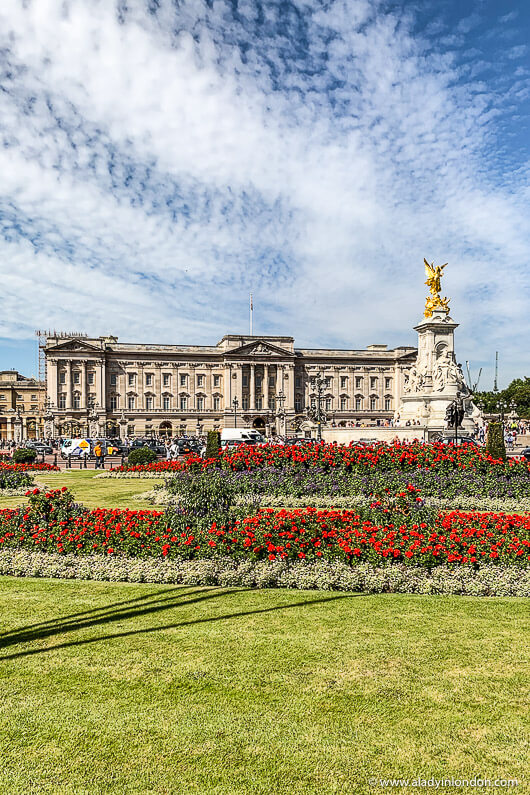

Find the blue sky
[[0, 0, 528, 389]]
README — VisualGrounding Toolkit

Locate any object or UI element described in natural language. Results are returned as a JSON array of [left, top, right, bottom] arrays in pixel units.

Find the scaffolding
[[35, 330, 89, 399]]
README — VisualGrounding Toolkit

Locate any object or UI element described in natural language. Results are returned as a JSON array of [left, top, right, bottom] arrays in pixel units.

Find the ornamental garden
[[1, 440, 529, 595]]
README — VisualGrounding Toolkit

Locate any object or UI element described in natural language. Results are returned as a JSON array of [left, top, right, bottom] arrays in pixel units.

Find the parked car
[[130, 439, 166, 455], [26, 441, 53, 455], [439, 436, 481, 447], [521, 447, 530, 461]]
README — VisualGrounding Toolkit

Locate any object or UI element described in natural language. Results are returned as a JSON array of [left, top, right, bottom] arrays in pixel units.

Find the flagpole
[[250, 293, 253, 336]]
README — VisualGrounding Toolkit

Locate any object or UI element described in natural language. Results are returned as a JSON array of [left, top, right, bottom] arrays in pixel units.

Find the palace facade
[[0, 370, 46, 440], [43, 333, 417, 438]]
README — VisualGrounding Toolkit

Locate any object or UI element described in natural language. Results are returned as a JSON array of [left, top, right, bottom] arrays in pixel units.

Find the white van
[[220, 428, 266, 447], [60, 438, 92, 459]]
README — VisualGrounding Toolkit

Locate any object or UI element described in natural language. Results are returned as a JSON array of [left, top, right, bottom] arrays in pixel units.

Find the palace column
[[48, 359, 58, 407], [284, 364, 295, 411], [81, 362, 87, 409], [99, 359, 107, 410], [249, 364, 255, 411], [263, 364, 269, 409], [138, 363, 145, 410], [66, 361, 73, 410], [224, 364, 232, 408]]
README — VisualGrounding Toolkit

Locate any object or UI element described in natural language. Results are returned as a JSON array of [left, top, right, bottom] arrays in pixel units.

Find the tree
[[475, 376, 530, 419], [485, 422, 506, 461], [205, 431, 221, 461]]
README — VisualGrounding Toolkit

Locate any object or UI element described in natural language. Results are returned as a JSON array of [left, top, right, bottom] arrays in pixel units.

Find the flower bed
[[0, 461, 59, 473], [112, 441, 530, 474], [161, 463, 530, 500], [1, 550, 528, 596], [1, 487, 528, 568]]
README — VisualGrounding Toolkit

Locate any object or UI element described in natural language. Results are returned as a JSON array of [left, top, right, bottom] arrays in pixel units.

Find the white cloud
[[0, 0, 528, 387]]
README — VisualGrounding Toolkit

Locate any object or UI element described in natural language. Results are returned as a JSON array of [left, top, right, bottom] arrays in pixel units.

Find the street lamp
[[496, 399, 508, 423], [310, 373, 326, 442], [232, 397, 239, 428], [276, 390, 286, 437]]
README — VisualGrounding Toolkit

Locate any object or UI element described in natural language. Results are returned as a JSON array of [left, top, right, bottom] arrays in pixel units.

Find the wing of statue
[[424, 258, 436, 279]]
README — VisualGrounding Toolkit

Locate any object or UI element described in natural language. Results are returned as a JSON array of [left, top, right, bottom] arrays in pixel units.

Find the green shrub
[[485, 422, 506, 462], [127, 447, 157, 466], [167, 470, 236, 518], [205, 431, 221, 461], [12, 447, 37, 464]]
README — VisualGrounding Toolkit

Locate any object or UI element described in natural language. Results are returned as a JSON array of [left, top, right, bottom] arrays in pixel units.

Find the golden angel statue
[[423, 258, 450, 317], [424, 258, 447, 295]]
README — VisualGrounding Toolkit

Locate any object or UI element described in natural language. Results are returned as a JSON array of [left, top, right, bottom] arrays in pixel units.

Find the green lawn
[[0, 470, 160, 510], [0, 578, 527, 794]]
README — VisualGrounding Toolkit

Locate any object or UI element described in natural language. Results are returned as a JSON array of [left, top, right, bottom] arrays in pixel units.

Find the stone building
[[43, 333, 417, 438], [0, 370, 46, 441]]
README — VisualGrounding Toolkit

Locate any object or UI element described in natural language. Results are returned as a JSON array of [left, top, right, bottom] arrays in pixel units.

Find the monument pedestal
[[397, 309, 479, 436]]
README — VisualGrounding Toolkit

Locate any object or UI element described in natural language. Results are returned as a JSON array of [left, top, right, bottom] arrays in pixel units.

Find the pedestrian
[[94, 440, 103, 469]]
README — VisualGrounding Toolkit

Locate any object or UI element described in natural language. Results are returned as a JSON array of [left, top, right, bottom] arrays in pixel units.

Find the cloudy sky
[[0, 0, 528, 388]]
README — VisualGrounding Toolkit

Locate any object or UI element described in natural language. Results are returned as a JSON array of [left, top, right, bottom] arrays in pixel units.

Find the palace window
[[58, 394, 66, 409], [370, 377, 377, 389], [197, 396, 204, 410], [325, 376, 332, 387], [384, 396, 392, 411], [295, 376, 301, 388], [213, 396, 220, 410], [88, 395, 96, 408], [180, 396, 187, 410], [31, 394, 37, 400], [163, 373, 171, 387], [385, 377, 392, 390], [127, 425, 135, 436], [73, 395, 81, 409], [340, 377, 348, 389], [242, 397, 248, 410], [128, 373, 136, 386], [73, 372, 80, 384], [128, 396, 135, 410], [340, 397, 347, 410], [269, 397, 275, 411], [110, 396, 118, 411], [242, 374, 248, 387], [355, 376, 363, 389], [355, 397, 363, 410], [180, 374, 187, 387], [87, 372, 94, 385], [59, 372, 66, 385], [325, 398, 332, 411], [145, 397, 153, 410], [197, 375, 204, 387], [213, 375, 220, 387], [295, 397, 302, 412], [255, 398, 262, 410], [370, 396, 378, 410], [163, 396, 170, 410], [269, 376, 275, 386], [145, 374, 153, 386], [110, 373, 117, 387]]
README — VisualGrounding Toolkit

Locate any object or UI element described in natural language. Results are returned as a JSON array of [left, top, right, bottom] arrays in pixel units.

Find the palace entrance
[[159, 421, 172, 438], [252, 417, 266, 433]]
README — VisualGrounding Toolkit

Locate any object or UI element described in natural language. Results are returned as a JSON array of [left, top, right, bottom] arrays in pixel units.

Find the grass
[[0, 470, 161, 510], [0, 578, 527, 794]]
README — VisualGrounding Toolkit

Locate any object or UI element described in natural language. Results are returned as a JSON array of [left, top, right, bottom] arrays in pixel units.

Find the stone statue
[[403, 365, 425, 394]]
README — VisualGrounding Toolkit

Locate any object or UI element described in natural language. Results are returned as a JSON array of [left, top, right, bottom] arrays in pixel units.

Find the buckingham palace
[[43, 332, 417, 438]]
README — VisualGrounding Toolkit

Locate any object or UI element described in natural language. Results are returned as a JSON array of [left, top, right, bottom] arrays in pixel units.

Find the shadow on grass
[[0, 588, 360, 661], [0, 585, 205, 639]]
